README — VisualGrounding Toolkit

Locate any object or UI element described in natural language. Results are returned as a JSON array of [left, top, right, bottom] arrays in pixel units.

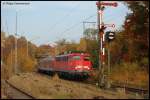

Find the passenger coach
[[38, 52, 93, 79]]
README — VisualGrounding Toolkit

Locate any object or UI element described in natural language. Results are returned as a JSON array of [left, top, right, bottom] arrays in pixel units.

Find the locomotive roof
[[56, 52, 90, 57]]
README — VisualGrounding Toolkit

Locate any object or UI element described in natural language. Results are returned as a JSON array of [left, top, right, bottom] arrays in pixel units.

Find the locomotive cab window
[[84, 56, 90, 61], [72, 56, 80, 60]]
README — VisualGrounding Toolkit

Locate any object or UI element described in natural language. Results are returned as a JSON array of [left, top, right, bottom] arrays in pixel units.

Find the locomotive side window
[[63, 56, 66, 61], [72, 56, 80, 60], [60, 57, 62, 61], [63, 56, 68, 62], [55, 57, 60, 61], [84, 56, 90, 61], [55, 56, 68, 62]]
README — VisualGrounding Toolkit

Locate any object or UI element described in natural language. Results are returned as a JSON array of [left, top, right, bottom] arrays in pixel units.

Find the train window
[[84, 56, 90, 61], [56, 56, 69, 61], [62, 56, 68, 62], [62, 56, 65, 61], [63, 56, 66, 61], [56, 57, 60, 61], [66, 56, 68, 61], [72, 56, 80, 60], [59, 57, 63, 61], [60, 57, 62, 61]]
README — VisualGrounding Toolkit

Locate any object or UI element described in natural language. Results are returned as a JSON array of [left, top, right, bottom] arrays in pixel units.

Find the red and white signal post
[[96, 1, 117, 87]]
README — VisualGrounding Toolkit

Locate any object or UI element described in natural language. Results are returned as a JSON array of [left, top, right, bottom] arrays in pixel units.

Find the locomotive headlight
[[75, 65, 82, 69], [84, 66, 90, 69]]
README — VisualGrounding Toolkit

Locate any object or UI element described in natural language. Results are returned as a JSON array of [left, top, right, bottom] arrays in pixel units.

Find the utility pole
[[96, 1, 106, 88], [96, 1, 118, 88], [107, 42, 111, 88], [83, 22, 96, 33], [83, 21, 85, 37], [83, 21, 96, 37], [5, 18, 13, 77], [27, 41, 29, 57], [106, 31, 115, 88], [97, 1, 101, 71], [15, 11, 18, 74]]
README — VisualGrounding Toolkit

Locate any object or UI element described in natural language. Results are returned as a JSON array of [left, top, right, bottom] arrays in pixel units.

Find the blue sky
[[1, 1, 130, 46]]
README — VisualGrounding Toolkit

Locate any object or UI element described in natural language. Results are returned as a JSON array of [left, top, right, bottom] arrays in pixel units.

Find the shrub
[[139, 57, 149, 71]]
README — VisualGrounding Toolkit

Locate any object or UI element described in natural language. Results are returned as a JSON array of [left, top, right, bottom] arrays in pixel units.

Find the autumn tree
[[1, 32, 38, 76], [65, 40, 78, 52], [77, 37, 87, 51], [54, 39, 77, 55], [123, 1, 149, 68], [84, 28, 98, 40], [36, 44, 53, 57], [17, 47, 37, 72], [1, 34, 16, 64], [80, 28, 99, 68]]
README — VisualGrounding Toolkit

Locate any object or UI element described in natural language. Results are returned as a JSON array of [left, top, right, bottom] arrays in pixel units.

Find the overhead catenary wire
[[57, 10, 125, 41], [5, 18, 9, 36], [45, 2, 127, 44], [62, 14, 96, 33], [56, 14, 96, 40], [53, 11, 123, 43], [43, 2, 101, 43], [3, 16, 14, 76], [1, 17, 9, 36], [58, 5, 126, 37], [48, 2, 81, 33], [44, 14, 96, 44], [1, 20, 6, 33], [47, 3, 96, 42]]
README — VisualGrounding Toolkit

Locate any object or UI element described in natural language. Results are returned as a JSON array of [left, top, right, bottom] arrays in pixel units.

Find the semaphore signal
[[96, 2, 118, 7], [96, 1, 118, 88]]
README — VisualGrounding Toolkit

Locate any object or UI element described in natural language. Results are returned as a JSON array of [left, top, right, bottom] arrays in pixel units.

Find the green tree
[[17, 48, 37, 72], [84, 28, 98, 40], [123, 1, 149, 63], [81, 28, 99, 68], [55, 38, 67, 55], [36, 44, 52, 56]]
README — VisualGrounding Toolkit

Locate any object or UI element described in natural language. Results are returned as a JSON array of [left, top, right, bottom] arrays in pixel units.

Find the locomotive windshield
[[72, 56, 80, 60], [84, 56, 90, 61]]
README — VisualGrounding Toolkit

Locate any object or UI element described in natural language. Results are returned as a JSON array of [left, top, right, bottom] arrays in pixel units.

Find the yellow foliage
[[5, 47, 37, 74], [110, 63, 149, 88], [77, 38, 87, 51], [4, 50, 15, 79], [17, 48, 37, 72]]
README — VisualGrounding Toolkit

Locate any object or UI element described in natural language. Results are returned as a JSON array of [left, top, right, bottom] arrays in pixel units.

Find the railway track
[[5, 80, 36, 99], [55, 75, 149, 96], [38, 71, 149, 97], [83, 80, 149, 96], [111, 82, 149, 95], [56, 77, 149, 98]]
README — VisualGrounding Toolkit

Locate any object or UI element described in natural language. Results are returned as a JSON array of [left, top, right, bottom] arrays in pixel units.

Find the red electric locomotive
[[38, 52, 93, 79]]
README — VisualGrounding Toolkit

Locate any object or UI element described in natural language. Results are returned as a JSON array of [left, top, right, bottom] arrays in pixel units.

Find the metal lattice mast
[[15, 11, 18, 74]]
